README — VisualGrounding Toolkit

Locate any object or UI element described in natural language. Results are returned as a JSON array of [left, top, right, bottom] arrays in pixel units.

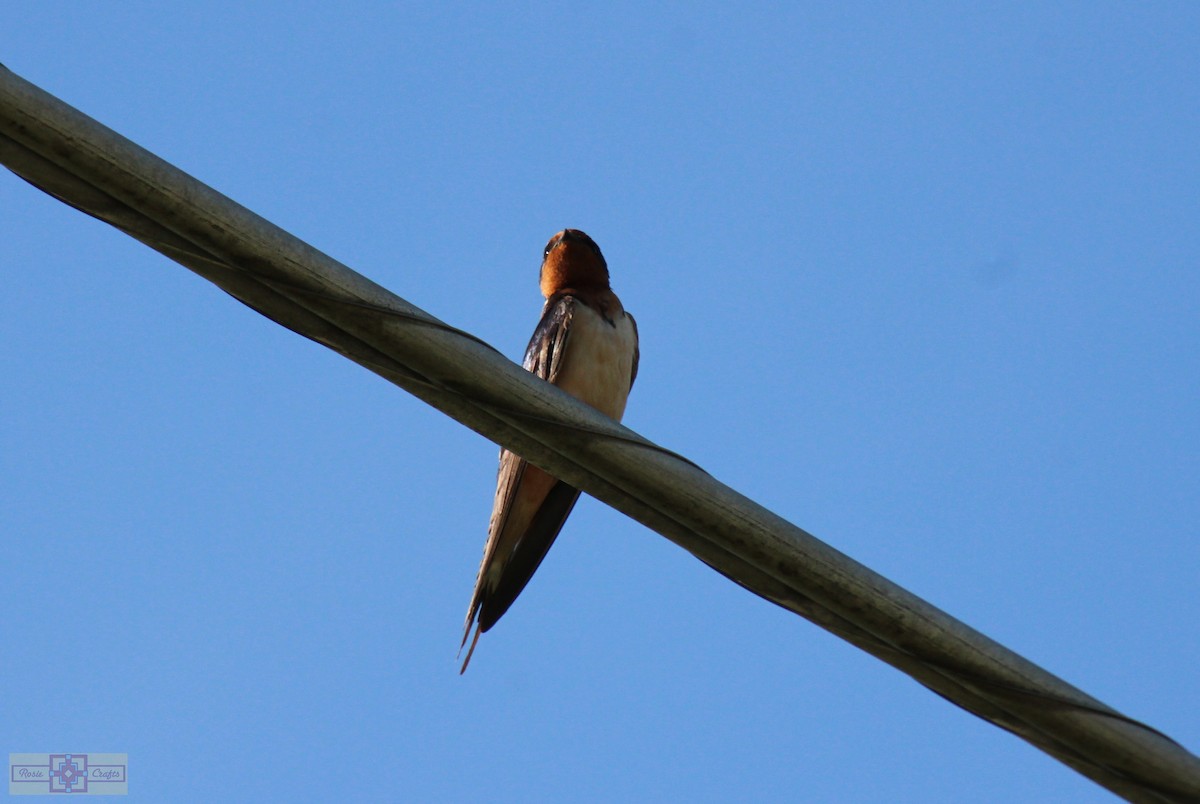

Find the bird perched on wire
[[460, 229, 639, 672]]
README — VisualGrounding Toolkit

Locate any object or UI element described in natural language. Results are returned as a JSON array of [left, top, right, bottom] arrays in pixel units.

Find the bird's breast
[[555, 303, 637, 422]]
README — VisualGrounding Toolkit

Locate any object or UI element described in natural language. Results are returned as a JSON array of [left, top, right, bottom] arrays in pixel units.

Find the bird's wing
[[627, 311, 640, 389], [460, 295, 582, 671]]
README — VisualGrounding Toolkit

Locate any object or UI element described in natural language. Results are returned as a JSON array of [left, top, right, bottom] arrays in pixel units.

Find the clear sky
[[2, 4, 1197, 802]]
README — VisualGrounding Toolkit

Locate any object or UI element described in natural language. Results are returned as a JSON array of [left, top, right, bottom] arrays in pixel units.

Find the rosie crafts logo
[[9, 754, 127, 796]]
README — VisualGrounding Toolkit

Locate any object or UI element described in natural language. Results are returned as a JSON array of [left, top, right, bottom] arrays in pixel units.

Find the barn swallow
[[460, 229, 639, 672]]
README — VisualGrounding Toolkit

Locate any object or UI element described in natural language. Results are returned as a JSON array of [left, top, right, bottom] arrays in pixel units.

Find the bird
[[460, 229, 639, 672]]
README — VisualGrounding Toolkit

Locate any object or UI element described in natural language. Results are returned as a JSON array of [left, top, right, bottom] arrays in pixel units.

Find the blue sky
[[2, 4, 1197, 802]]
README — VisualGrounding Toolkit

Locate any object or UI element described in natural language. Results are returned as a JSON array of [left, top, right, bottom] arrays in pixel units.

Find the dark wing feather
[[523, 292, 576, 381], [460, 295, 579, 669], [477, 481, 581, 632], [627, 312, 639, 390]]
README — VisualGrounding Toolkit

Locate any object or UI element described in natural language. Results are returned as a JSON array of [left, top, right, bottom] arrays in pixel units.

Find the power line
[[2, 63, 1197, 802]]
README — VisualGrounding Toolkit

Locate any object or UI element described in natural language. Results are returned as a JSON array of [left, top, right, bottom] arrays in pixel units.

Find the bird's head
[[539, 229, 609, 298]]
